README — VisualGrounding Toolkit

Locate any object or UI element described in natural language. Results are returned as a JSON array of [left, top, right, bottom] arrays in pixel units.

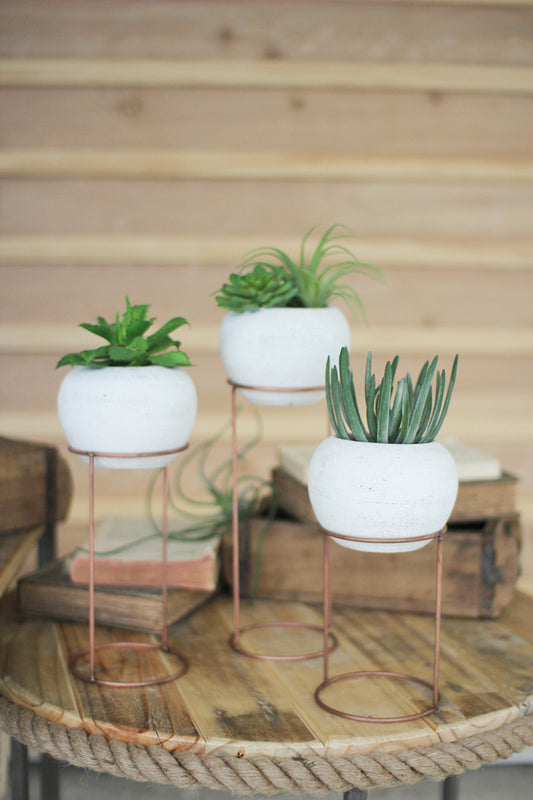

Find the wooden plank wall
[[1, 0, 532, 587]]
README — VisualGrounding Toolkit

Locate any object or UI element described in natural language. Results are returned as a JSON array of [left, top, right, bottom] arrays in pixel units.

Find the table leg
[[40, 753, 60, 800], [343, 789, 368, 800], [9, 740, 29, 800], [442, 775, 460, 800]]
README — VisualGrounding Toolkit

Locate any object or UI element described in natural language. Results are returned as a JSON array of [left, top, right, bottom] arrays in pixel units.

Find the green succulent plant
[[215, 224, 384, 317], [214, 264, 298, 312], [326, 347, 458, 444], [56, 296, 192, 369]]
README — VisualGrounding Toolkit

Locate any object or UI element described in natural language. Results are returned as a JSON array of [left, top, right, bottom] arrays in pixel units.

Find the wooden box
[[0, 437, 72, 534], [221, 513, 521, 618]]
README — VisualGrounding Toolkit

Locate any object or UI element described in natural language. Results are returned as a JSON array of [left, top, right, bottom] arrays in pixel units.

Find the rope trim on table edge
[[1, 696, 532, 795]]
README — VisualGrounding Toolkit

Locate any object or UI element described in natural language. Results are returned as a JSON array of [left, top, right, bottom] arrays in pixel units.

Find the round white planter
[[57, 366, 198, 469], [308, 437, 458, 552], [219, 307, 350, 406]]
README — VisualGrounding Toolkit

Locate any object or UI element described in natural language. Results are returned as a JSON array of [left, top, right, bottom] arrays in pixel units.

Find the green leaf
[[325, 356, 343, 438], [402, 357, 438, 443], [376, 360, 393, 443], [425, 354, 459, 441], [330, 364, 352, 440], [338, 347, 369, 441], [149, 351, 192, 367]]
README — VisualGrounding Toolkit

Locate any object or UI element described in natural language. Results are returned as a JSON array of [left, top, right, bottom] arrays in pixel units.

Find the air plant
[[326, 347, 459, 444], [217, 224, 383, 319]]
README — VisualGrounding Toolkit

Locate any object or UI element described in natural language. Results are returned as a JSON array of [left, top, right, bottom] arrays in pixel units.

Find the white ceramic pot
[[219, 307, 350, 406], [57, 366, 197, 469], [308, 437, 458, 552]]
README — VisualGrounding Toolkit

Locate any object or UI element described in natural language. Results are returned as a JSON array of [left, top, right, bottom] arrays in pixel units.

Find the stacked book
[[18, 517, 221, 633], [221, 440, 521, 619]]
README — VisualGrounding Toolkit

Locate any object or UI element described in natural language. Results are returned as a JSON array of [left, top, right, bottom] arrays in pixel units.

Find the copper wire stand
[[228, 380, 337, 661], [315, 527, 445, 722], [68, 446, 190, 688]]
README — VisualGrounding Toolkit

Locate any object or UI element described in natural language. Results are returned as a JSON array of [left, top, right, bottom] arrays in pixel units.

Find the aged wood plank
[[2, 150, 532, 182], [334, 607, 522, 737], [0, 528, 42, 597], [1, 60, 533, 93], [0, 595, 80, 724], [2, 89, 532, 158], [1, 236, 532, 271], [214, 598, 441, 756], [52, 619, 203, 750], [393, 609, 533, 718], [167, 600, 320, 757]]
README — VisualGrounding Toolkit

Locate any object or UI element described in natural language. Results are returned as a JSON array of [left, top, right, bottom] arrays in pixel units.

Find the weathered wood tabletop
[[1, 590, 532, 764]]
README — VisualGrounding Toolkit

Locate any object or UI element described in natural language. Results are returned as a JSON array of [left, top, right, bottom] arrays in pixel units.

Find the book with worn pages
[[69, 516, 221, 590], [18, 558, 216, 633]]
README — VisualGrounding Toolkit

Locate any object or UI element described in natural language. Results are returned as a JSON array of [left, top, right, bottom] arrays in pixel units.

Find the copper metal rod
[[433, 529, 445, 705], [231, 384, 240, 650], [88, 453, 95, 681], [161, 465, 169, 652], [323, 532, 331, 682]]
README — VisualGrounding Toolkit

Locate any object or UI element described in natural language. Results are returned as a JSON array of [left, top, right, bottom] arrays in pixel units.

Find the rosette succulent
[[56, 296, 192, 369], [215, 264, 297, 312], [326, 347, 458, 444]]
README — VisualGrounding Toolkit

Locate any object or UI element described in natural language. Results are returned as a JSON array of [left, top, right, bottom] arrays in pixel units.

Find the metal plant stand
[[228, 380, 337, 661], [317, 526, 445, 723], [68, 446, 189, 688]]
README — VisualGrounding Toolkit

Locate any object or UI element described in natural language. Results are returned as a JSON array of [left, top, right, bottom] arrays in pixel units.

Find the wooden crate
[[221, 513, 521, 619], [0, 437, 72, 534]]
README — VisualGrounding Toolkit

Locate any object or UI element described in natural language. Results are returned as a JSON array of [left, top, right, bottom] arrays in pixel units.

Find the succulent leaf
[[56, 298, 191, 369]]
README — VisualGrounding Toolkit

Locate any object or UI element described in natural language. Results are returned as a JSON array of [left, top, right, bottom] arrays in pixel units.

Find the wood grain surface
[[1, 592, 532, 758]]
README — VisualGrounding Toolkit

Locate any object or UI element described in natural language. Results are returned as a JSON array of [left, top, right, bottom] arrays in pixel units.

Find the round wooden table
[[1, 591, 532, 796]]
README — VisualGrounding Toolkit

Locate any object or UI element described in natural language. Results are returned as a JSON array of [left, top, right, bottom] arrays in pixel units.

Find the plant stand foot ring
[[69, 642, 189, 688], [230, 621, 338, 662], [315, 670, 438, 723]]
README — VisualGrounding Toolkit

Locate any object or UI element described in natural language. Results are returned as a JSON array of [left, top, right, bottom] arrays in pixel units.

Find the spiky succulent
[[326, 348, 458, 444], [214, 263, 298, 312], [56, 296, 192, 369], [215, 225, 383, 316]]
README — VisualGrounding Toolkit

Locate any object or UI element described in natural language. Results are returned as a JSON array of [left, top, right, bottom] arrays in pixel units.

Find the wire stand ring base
[[69, 642, 189, 688], [315, 670, 438, 723], [230, 621, 338, 662]]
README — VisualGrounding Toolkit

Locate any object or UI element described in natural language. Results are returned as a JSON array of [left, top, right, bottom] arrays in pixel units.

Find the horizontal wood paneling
[[2, 150, 532, 182], [1, 236, 532, 271], [1, 1, 532, 64], [2, 181, 532, 239], [1, 60, 533, 92], [2, 264, 532, 328], [2, 89, 532, 157]]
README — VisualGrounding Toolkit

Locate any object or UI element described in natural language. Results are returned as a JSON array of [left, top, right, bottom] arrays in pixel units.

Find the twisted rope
[[1, 696, 532, 794]]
